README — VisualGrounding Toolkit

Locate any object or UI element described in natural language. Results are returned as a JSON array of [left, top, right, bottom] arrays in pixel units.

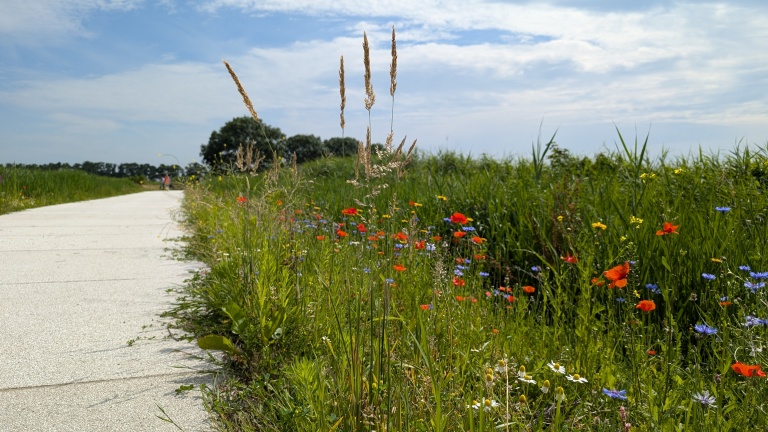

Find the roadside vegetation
[[173, 140, 768, 431], [0, 166, 146, 215]]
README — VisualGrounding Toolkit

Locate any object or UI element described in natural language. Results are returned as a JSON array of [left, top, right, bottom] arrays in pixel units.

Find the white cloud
[[0, 0, 145, 42]]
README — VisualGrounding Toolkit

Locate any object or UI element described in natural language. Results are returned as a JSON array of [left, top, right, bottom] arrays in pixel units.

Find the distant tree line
[[2, 161, 207, 182], [200, 116, 361, 171]]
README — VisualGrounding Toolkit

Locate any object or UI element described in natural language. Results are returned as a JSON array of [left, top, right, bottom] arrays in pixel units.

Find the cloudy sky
[[1, 0, 767, 166]]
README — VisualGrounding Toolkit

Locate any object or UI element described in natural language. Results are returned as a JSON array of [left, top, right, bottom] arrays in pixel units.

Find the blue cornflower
[[602, 388, 628, 400], [456, 265, 467, 270], [479, 272, 490, 277], [694, 323, 718, 335], [385, 278, 395, 284], [750, 271, 768, 280], [462, 226, 476, 232], [363, 268, 371, 273], [443, 217, 452, 223], [702, 273, 716, 281], [745, 281, 766, 293], [646, 283, 661, 294], [629, 260, 637, 266], [739, 265, 751, 271], [615, 297, 626, 303], [395, 243, 406, 249], [745, 316, 768, 327], [454, 269, 464, 277], [426, 243, 436, 252], [715, 206, 731, 213], [531, 266, 541, 272]]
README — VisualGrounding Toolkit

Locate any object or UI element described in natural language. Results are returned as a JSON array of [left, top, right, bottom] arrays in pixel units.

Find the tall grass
[[0, 166, 144, 215], [170, 144, 768, 431]]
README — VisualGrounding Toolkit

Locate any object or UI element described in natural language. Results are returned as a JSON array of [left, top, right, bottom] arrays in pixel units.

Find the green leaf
[[661, 256, 671, 272], [197, 334, 241, 356]]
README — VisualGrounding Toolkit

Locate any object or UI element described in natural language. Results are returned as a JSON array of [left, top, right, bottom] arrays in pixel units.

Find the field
[[0, 166, 145, 215], [170, 139, 768, 431]]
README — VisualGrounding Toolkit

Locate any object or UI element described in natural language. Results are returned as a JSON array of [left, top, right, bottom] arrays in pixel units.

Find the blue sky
[[1, 0, 767, 166]]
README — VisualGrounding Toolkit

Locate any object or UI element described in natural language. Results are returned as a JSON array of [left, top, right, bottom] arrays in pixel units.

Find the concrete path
[[0, 191, 212, 431]]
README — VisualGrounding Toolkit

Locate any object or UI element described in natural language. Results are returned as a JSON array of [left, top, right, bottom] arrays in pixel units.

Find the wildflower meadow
[[167, 30, 768, 431]]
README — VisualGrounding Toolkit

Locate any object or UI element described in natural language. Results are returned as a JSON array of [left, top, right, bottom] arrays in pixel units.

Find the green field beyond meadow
[[170, 142, 768, 431]]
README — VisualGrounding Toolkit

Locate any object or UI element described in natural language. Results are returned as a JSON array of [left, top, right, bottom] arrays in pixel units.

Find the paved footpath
[[0, 191, 211, 431]]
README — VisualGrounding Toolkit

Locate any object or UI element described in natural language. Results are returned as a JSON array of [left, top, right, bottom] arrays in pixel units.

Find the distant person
[[162, 174, 170, 190]]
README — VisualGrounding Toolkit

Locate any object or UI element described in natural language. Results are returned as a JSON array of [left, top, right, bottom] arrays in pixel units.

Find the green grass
[[0, 166, 146, 215], [168, 143, 768, 431]]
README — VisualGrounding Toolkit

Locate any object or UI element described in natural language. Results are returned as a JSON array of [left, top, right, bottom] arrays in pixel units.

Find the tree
[[283, 134, 326, 164], [200, 116, 284, 170], [324, 137, 359, 157]]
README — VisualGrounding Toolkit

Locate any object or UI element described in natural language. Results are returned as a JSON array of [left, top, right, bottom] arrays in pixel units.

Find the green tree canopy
[[283, 134, 326, 164], [324, 137, 359, 157], [200, 116, 284, 170]]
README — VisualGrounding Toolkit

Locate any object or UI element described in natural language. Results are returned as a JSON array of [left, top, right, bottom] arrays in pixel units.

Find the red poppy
[[453, 277, 466, 287], [453, 231, 466, 238], [432, 235, 443, 241], [636, 299, 656, 312], [648, 350, 657, 355], [719, 301, 732, 307], [357, 223, 367, 233], [336, 229, 348, 237], [455, 258, 467, 264], [393, 264, 406, 272], [591, 277, 605, 287], [419, 304, 432, 310], [367, 235, 378, 241], [656, 222, 680, 236], [604, 262, 630, 288], [471, 236, 485, 244], [414, 240, 426, 250], [523, 285, 536, 294], [236, 196, 247, 204], [731, 362, 767, 377], [474, 254, 486, 260], [505, 295, 516, 303], [393, 232, 408, 242], [562, 253, 578, 264], [450, 212, 469, 224], [342, 207, 358, 216], [455, 295, 466, 301], [316, 235, 326, 241]]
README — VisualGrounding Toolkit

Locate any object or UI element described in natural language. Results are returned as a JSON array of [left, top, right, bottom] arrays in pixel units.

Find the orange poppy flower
[[656, 222, 680, 236], [604, 262, 630, 288], [591, 277, 605, 287], [636, 300, 656, 312], [455, 295, 466, 301], [367, 235, 378, 241], [505, 295, 516, 303], [236, 196, 247, 204], [450, 212, 469, 224], [316, 235, 326, 241], [432, 235, 442, 241], [357, 223, 367, 233], [523, 285, 536, 294], [474, 254, 486, 260], [393, 232, 408, 242], [336, 229, 348, 237], [471, 236, 485, 244], [393, 264, 406, 272], [414, 240, 426, 250], [731, 362, 767, 377], [419, 304, 432, 310], [453, 277, 466, 287], [453, 231, 466, 238], [341, 207, 358, 216], [562, 253, 578, 264]]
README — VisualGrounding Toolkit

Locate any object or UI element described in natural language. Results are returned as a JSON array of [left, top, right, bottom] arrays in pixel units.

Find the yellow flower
[[557, 215, 564, 222], [674, 168, 686, 174], [592, 221, 607, 230], [620, 236, 627, 242], [382, 214, 391, 219], [437, 195, 447, 201], [711, 258, 723, 263]]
